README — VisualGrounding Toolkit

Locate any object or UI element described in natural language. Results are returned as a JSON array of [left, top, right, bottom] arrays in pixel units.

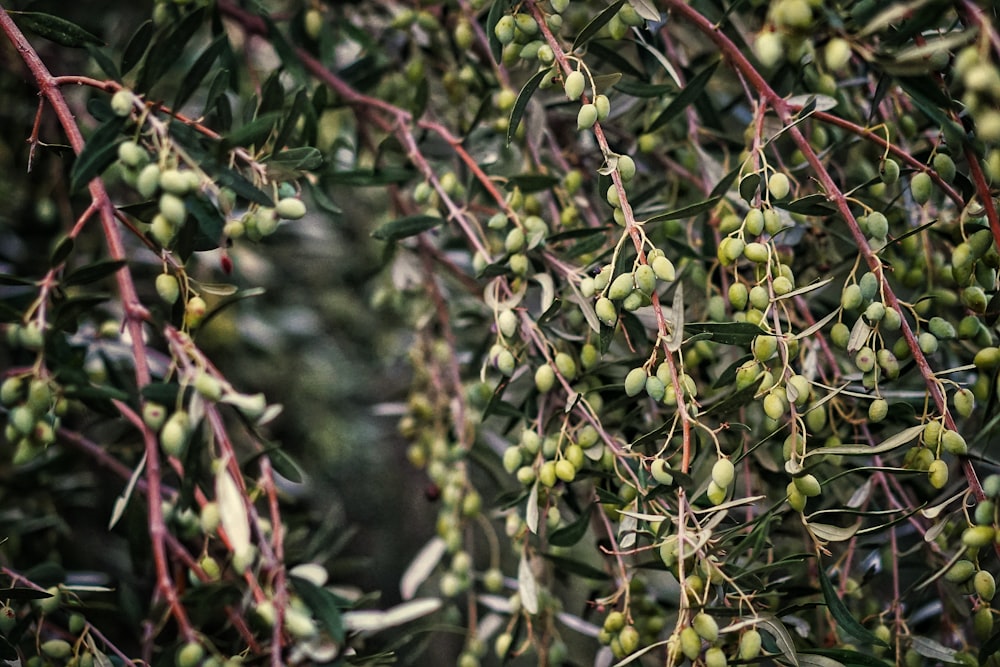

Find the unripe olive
[[748, 285, 769, 311], [975, 570, 997, 601], [787, 482, 807, 511], [652, 255, 676, 281], [728, 282, 749, 310], [645, 375, 665, 401], [276, 197, 307, 220], [705, 646, 727, 667], [962, 286, 988, 313], [974, 606, 995, 640], [841, 284, 863, 310], [651, 458, 673, 485], [911, 171, 932, 204], [595, 94, 611, 121], [928, 316, 956, 340], [118, 140, 147, 168], [136, 163, 161, 199], [876, 157, 900, 184], [9, 405, 35, 436], [577, 103, 599, 130], [624, 367, 647, 397], [707, 480, 727, 505], [763, 392, 786, 420], [143, 401, 168, 431], [768, 172, 790, 199], [794, 473, 822, 497], [595, 296, 617, 327], [159, 169, 191, 196], [917, 331, 938, 355], [692, 612, 719, 642], [0, 376, 23, 406], [185, 295, 208, 328], [932, 153, 956, 182], [868, 398, 888, 423], [752, 335, 778, 361], [563, 70, 585, 100], [739, 629, 762, 660], [608, 272, 634, 301], [772, 276, 793, 295], [150, 214, 177, 247], [534, 364, 555, 394], [619, 625, 640, 655], [159, 193, 187, 226], [928, 458, 949, 488], [743, 242, 769, 264], [555, 458, 576, 483], [680, 626, 702, 660], [945, 559, 977, 584], [854, 346, 876, 372], [160, 411, 191, 457], [718, 236, 746, 265], [494, 15, 516, 44], [41, 639, 73, 660], [538, 460, 557, 488], [494, 632, 513, 658], [711, 457, 735, 488], [156, 273, 181, 305], [110, 89, 135, 117], [963, 525, 996, 548], [867, 211, 889, 238], [634, 264, 656, 296], [951, 388, 974, 419], [755, 31, 783, 68], [941, 429, 967, 455], [193, 372, 223, 401]]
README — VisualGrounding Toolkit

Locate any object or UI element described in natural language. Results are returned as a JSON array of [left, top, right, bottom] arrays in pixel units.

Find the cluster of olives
[[111, 88, 307, 249], [1, 370, 66, 465], [945, 474, 1000, 641]]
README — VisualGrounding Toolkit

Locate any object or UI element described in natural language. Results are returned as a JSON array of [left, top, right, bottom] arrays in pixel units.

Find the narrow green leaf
[[506, 174, 560, 192], [807, 424, 923, 457], [9, 11, 103, 48], [807, 520, 861, 543], [0, 273, 35, 286], [259, 14, 306, 82], [818, 566, 889, 647], [0, 587, 56, 601], [136, 8, 206, 93], [776, 194, 836, 216], [802, 649, 892, 667], [646, 60, 720, 133], [63, 260, 127, 287], [49, 236, 75, 267], [539, 553, 610, 580], [371, 215, 443, 242], [797, 654, 845, 667], [185, 196, 224, 252], [70, 117, 126, 192], [909, 636, 961, 664], [979, 627, 1000, 661], [614, 80, 676, 98], [701, 381, 764, 418], [756, 614, 800, 667], [214, 167, 274, 207], [267, 147, 324, 173], [173, 33, 229, 111], [291, 575, 346, 643], [86, 44, 120, 80], [682, 321, 763, 346], [642, 196, 721, 224], [573, 0, 627, 50], [222, 111, 282, 149], [739, 173, 761, 203], [507, 67, 552, 147], [273, 88, 310, 153], [121, 21, 153, 76], [549, 506, 593, 547], [328, 167, 415, 186], [486, 0, 510, 62], [588, 41, 645, 78], [627, 0, 659, 21]]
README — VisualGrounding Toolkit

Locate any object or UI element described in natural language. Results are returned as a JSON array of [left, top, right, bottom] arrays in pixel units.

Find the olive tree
[[1, 0, 999, 666]]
